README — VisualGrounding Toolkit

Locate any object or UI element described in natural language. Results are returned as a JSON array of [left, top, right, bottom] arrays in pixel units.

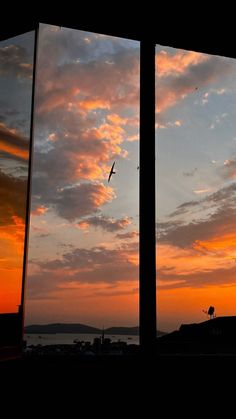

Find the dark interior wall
[[0, 10, 235, 58]]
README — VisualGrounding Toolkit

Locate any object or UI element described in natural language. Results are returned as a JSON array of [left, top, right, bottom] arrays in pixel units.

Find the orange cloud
[[77, 221, 89, 230], [0, 138, 28, 160], [31, 206, 48, 216], [156, 49, 208, 78], [47, 133, 57, 142], [97, 123, 124, 144], [75, 160, 109, 180], [174, 120, 182, 126], [107, 113, 127, 125], [193, 188, 211, 194], [157, 243, 223, 279], [193, 233, 236, 256], [91, 183, 115, 207], [79, 98, 110, 111], [155, 47, 233, 114], [36, 87, 80, 114], [0, 216, 25, 256], [0, 123, 29, 161], [157, 222, 236, 295]]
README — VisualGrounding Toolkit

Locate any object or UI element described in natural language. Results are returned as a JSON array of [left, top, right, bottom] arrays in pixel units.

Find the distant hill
[[25, 323, 166, 336], [25, 323, 101, 335]]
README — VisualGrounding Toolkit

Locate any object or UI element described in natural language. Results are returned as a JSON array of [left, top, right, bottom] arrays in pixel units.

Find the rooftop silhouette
[[157, 316, 236, 354]]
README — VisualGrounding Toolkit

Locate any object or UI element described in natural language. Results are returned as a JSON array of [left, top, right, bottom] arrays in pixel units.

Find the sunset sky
[[0, 31, 34, 313], [156, 45, 236, 331], [25, 24, 140, 328], [2, 23, 236, 333]]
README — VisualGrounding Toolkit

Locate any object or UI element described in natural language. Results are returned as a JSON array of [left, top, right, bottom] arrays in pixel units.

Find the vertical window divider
[[139, 38, 156, 354], [20, 24, 39, 345]]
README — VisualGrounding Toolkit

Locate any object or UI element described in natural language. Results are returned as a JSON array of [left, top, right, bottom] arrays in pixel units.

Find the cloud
[[79, 98, 111, 111], [157, 180, 236, 250], [32, 181, 115, 222], [0, 122, 29, 162], [193, 188, 211, 194], [77, 215, 131, 232], [27, 241, 139, 301], [0, 44, 33, 79], [0, 215, 25, 247], [36, 28, 139, 116], [155, 120, 183, 129], [116, 231, 139, 239], [219, 157, 236, 180], [107, 113, 127, 125], [157, 264, 236, 290], [29, 26, 140, 226], [156, 49, 208, 78], [158, 204, 236, 249], [183, 168, 197, 177], [54, 183, 114, 221], [31, 206, 48, 216], [0, 169, 27, 226], [41, 243, 138, 272], [156, 50, 234, 114], [33, 125, 117, 184], [168, 182, 236, 219]]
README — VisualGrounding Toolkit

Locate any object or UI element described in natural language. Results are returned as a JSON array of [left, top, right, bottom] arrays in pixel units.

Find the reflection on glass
[[0, 32, 34, 315], [26, 24, 140, 349], [156, 45, 236, 335]]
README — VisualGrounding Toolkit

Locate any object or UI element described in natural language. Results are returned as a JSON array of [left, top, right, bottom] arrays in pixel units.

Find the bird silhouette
[[108, 161, 116, 182]]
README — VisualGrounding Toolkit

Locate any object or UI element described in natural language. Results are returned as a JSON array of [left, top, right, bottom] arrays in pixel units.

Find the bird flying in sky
[[108, 161, 116, 182]]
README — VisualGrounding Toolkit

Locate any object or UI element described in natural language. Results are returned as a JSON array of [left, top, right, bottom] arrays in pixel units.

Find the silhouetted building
[[157, 316, 236, 354], [179, 316, 236, 340]]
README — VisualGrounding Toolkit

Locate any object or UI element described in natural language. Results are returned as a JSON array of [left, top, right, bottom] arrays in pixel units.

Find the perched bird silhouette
[[108, 161, 116, 182]]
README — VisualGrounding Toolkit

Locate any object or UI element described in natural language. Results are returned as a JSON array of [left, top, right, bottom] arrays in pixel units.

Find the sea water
[[25, 333, 139, 346]]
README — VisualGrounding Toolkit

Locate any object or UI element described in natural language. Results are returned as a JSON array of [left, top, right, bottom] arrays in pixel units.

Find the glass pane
[[156, 44, 236, 352], [0, 32, 34, 347], [25, 24, 139, 354]]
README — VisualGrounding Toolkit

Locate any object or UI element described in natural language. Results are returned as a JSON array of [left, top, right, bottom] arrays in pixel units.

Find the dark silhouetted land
[[157, 316, 236, 354], [25, 323, 165, 336]]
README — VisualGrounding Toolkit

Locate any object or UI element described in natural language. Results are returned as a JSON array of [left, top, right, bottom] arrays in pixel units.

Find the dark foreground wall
[[0, 313, 22, 347]]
